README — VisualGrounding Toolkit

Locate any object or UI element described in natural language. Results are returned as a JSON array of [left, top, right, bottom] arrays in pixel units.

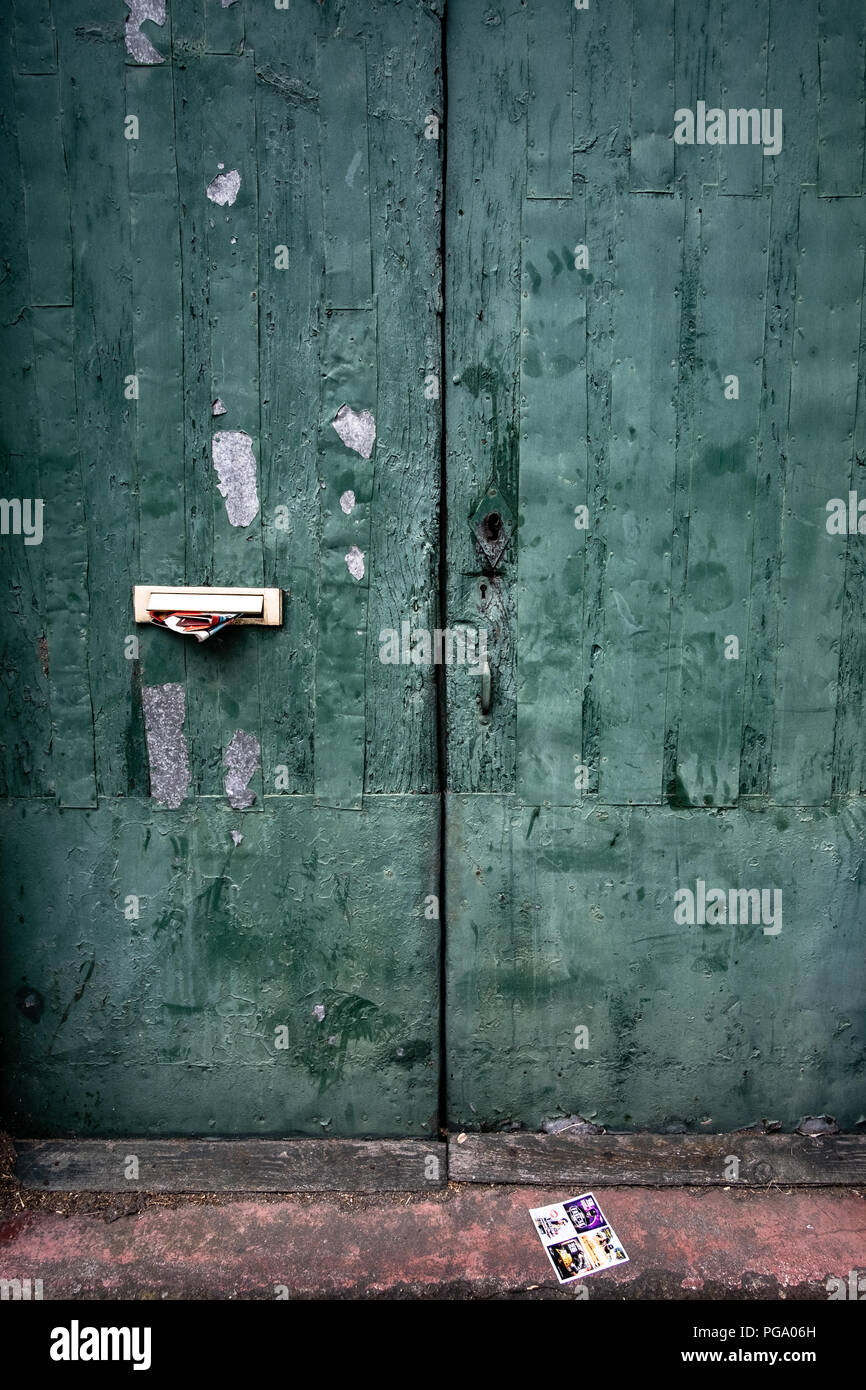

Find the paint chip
[[125, 0, 166, 65], [212, 431, 260, 527], [345, 545, 365, 581], [313, 1004, 326, 1022], [223, 729, 261, 809], [333, 404, 376, 459], [212, 398, 228, 417], [141, 683, 191, 810], [231, 830, 243, 846], [206, 169, 241, 206], [339, 490, 356, 515]]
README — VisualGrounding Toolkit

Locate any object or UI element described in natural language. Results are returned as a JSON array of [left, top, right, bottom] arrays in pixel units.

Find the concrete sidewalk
[[2, 1185, 864, 1300]]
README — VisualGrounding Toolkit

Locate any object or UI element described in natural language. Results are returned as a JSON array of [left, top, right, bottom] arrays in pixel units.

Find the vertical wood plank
[[517, 194, 587, 806], [12, 0, 56, 74], [719, 0, 769, 197], [13, 73, 72, 305], [173, 54, 263, 800], [314, 309, 377, 810], [772, 188, 865, 804], [127, 63, 185, 585], [740, 0, 818, 797], [318, 37, 373, 311], [596, 193, 682, 804], [58, 5, 137, 798], [254, 13, 322, 796], [675, 192, 770, 806], [0, 452, 51, 797], [527, 0, 573, 199], [203, 54, 261, 585], [817, 0, 866, 198], [362, 7, 442, 795], [31, 307, 97, 807], [629, 0, 675, 193], [444, 0, 525, 792], [126, 61, 187, 718], [0, 17, 51, 797], [205, 0, 244, 57]]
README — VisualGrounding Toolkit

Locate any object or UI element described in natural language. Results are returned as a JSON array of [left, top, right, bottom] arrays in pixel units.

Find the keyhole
[[483, 511, 502, 539], [480, 582, 488, 601]]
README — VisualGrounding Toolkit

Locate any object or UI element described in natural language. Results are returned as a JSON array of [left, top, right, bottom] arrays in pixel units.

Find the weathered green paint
[[2, 0, 866, 1142], [718, 0, 768, 197], [444, 0, 866, 1133], [516, 195, 587, 805], [1, 0, 442, 1136], [58, 1, 138, 799], [13, 72, 72, 305], [0, 797, 440, 1136], [446, 794, 866, 1133], [773, 187, 865, 805], [674, 191, 769, 807], [629, 0, 675, 193], [817, 0, 866, 198], [31, 307, 97, 809]]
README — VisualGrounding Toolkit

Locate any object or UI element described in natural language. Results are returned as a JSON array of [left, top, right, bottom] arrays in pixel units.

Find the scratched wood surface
[[0, 0, 443, 1137], [2, 0, 866, 1142], [443, 0, 866, 1134]]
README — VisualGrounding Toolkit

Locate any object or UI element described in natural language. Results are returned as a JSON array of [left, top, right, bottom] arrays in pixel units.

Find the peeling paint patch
[[313, 1004, 326, 1022], [339, 489, 356, 515], [345, 150, 363, 188], [141, 684, 191, 810], [231, 830, 243, 846], [212, 398, 228, 417], [212, 431, 260, 527], [222, 0, 239, 6], [345, 545, 365, 581], [224, 730, 261, 809], [124, 0, 166, 65], [333, 404, 376, 459], [206, 170, 241, 206]]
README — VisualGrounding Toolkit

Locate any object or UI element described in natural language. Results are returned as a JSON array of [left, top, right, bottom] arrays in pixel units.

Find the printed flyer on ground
[[530, 1192, 630, 1283]]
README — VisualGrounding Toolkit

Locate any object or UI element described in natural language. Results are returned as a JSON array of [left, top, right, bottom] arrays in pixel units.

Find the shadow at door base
[[13, 1132, 866, 1193]]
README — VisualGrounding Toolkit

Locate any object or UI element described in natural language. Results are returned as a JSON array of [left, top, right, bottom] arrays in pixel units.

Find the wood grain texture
[[16, 1137, 446, 1191], [629, 0, 675, 193], [446, 794, 865, 1133], [57, 2, 137, 800], [0, 796, 441, 1137], [817, 0, 866, 198], [674, 192, 769, 806], [595, 193, 682, 804], [517, 195, 588, 805], [527, 0, 573, 199], [444, 0, 524, 792], [772, 188, 865, 805], [719, 0, 769, 197], [449, 1132, 866, 1186], [13, 73, 71, 305]]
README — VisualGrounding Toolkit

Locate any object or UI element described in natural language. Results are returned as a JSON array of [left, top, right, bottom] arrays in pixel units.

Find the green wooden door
[[443, 0, 866, 1134], [0, 0, 443, 1138], [2, 0, 865, 1144]]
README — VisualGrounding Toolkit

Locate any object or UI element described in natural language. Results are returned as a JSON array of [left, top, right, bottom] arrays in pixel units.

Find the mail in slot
[[133, 586, 282, 641]]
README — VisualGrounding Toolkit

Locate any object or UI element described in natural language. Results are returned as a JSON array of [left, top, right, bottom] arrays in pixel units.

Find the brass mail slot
[[134, 586, 282, 625]]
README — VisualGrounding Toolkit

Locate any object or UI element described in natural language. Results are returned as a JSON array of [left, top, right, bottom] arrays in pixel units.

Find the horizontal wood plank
[[448, 1132, 866, 1186], [15, 1139, 446, 1193]]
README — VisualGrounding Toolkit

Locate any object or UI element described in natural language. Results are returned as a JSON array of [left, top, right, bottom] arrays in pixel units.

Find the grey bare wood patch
[[15, 1139, 446, 1193], [448, 1132, 866, 1186]]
